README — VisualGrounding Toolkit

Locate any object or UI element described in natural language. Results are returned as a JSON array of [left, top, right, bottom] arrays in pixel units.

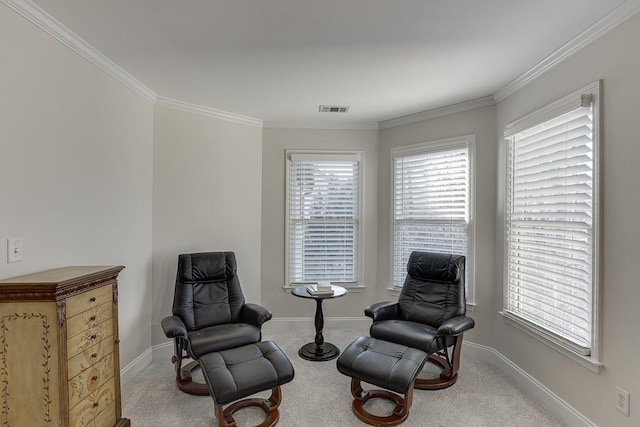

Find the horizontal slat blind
[[393, 147, 469, 285], [289, 157, 359, 283], [505, 105, 594, 354]]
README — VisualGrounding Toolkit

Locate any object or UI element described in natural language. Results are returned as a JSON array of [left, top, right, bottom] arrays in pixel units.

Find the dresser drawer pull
[[89, 315, 96, 321], [91, 353, 98, 358], [115, 339, 120, 344], [90, 334, 97, 340], [93, 402, 99, 408], [91, 375, 99, 381]]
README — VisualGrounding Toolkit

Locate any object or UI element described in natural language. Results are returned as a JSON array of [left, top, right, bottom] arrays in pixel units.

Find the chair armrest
[[242, 303, 273, 328], [161, 315, 188, 339], [437, 316, 475, 337], [364, 301, 399, 322]]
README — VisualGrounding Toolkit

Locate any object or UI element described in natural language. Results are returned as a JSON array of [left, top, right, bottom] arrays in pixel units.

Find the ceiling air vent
[[319, 105, 350, 113]]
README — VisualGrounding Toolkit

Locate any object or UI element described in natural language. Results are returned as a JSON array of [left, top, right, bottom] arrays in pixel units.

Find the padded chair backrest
[[172, 251, 246, 331], [398, 251, 466, 327]]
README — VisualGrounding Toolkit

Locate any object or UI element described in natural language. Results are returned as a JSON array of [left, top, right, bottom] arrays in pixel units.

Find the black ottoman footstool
[[199, 341, 295, 427], [337, 336, 427, 426]]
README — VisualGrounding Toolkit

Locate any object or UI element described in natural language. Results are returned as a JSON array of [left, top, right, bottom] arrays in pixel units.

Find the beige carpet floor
[[122, 326, 564, 426]]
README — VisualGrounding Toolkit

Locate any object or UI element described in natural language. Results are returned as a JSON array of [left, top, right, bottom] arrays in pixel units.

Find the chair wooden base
[[175, 359, 210, 396], [415, 335, 463, 390], [214, 386, 282, 427], [350, 378, 413, 426]]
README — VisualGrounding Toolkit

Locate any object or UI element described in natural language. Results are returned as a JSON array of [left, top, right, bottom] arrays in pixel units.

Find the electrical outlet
[[616, 387, 630, 416]]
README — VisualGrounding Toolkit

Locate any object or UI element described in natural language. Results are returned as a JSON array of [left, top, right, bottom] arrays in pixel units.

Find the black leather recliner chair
[[365, 251, 475, 389], [161, 251, 272, 395]]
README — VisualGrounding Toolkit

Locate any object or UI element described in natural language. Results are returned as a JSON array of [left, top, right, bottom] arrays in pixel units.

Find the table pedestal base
[[298, 342, 340, 361]]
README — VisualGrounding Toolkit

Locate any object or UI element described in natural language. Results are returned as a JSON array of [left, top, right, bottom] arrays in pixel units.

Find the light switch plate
[[7, 238, 23, 263]]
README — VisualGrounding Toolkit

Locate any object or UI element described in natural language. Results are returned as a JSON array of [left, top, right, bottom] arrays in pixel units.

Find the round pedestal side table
[[291, 285, 348, 361]]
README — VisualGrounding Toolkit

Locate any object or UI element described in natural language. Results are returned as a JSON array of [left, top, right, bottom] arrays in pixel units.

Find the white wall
[[494, 12, 640, 427], [0, 4, 154, 369], [378, 106, 497, 347], [261, 128, 379, 318], [151, 107, 263, 345], [6, 1, 640, 422]]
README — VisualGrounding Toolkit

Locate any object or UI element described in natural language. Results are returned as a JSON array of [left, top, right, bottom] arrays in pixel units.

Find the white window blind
[[287, 153, 361, 284], [392, 138, 472, 289], [505, 95, 597, 355]]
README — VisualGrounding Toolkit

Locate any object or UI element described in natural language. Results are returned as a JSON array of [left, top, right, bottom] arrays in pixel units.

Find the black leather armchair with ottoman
[[337, 252, 474, 425], [161, 251, 273, 395], [365, 251, 475, 390]]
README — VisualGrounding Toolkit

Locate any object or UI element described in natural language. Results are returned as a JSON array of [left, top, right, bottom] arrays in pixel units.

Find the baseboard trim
[[151, 341, 174, 363], [463, 342, 596, 427], [120, 347, 152, 385], [140, 317, 594, 426]]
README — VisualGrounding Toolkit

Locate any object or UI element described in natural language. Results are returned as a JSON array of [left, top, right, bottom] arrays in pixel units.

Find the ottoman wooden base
[[337, 337, 427, 427], [350, 378, 414, 427], [199, 341, 294, 427], [214, 387, 282, 427], [175, 359, 210, 396]]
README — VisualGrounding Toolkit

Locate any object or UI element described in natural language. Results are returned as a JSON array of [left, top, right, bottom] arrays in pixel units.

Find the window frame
[[389, 135, 476, 305], [284, 149, 365, 290], [500, 80, 602, 372]]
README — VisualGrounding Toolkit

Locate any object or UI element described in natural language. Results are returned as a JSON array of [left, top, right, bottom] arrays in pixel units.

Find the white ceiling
[[26, 0, 635, 126]]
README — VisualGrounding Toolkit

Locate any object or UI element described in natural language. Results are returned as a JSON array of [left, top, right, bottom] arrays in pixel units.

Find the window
[[286, 151, 363, 287], [503, 81, 601, 363], [391, 135, 475, 302]]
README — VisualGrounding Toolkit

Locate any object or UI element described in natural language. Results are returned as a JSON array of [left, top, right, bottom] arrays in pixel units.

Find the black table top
[[290, 284, 348, 300]]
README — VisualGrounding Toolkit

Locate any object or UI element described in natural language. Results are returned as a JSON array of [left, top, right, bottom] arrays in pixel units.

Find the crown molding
[[156, 97, 263, 128], [494, 0, 640, 103], [1, 0, 158, 103], [3, 0, 263, 127], [263, 120, 379, 130], [7, 0, 640, 128], [378, 96, 495, 130]]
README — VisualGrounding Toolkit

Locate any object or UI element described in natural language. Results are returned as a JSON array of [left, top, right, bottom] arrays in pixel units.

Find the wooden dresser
[[0, 266, 130, 426]]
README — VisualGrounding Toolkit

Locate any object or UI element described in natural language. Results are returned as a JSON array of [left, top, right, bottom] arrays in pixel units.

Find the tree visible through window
[[391, 136, 475, 301], [286, 152, 362, 285]]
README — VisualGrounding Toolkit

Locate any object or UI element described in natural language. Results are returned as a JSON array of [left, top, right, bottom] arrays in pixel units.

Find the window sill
[[499, 311, 603, 374], [386, 287, 476, 311]]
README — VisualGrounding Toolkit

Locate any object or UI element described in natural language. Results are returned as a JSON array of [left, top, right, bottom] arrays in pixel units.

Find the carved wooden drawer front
[[67, 320, 114, 359], [66, 285, 112, 318], [95, 403, 117, 427], [69, 353, 114, 409], [67, 302, 113, 339], [0, 266, 129, 426], [68, 337, 115, 380], [69, 377, 116, 427]]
